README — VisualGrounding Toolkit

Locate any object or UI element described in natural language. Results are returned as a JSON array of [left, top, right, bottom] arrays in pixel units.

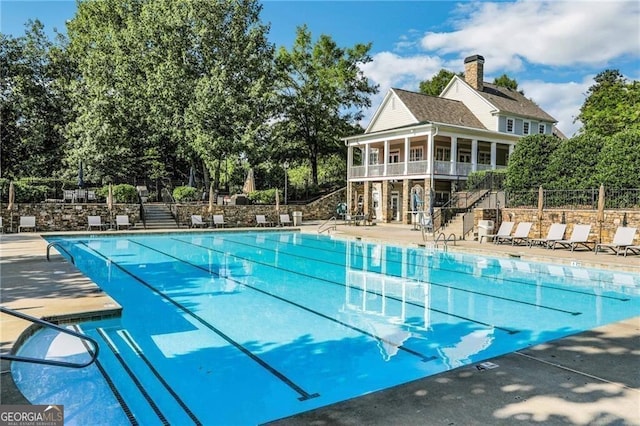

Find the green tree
[[0, 21, 69, 179], [505, 134, 561, 192], [595, 129, 640, 189], [419, 69, 461, 96], [576, 70, 640, 136], [545, 134, 604, 189], [273, 25, 378, 185], [493, 73, 521, 93]]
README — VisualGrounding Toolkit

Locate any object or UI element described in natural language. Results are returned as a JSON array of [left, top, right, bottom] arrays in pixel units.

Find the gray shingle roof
[[479, 83, 557, 122], [392, 88, 487, 130]]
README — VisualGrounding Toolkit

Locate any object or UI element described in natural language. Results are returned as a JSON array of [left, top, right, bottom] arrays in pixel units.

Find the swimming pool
[[13, 231, 640, 425]]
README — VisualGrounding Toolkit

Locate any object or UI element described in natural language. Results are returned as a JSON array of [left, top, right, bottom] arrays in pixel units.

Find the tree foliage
[[273, 25, 378, 185], [576, 69, 640, 137], [545, 134, 603, 189], [493, 73, 521, 92], [505, 134, 561, 192], [419, 69, 461, 96], [595, 129, 640, 189]]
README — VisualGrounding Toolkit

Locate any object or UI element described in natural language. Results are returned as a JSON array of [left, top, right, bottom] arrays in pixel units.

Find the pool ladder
[[46, 242, 75, 264], [434, 232, 458, 251], [318, 216, 337, 234]]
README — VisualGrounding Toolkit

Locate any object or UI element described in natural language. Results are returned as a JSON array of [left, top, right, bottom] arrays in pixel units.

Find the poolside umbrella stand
[[208, 185, 215, 225], [597, 184, 605, 243], [7, 181, 15, 232], [242, 169, 255, 194]]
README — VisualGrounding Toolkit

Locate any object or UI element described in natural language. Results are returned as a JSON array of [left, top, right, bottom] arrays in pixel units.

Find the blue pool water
[[13, 231, 640, 425]]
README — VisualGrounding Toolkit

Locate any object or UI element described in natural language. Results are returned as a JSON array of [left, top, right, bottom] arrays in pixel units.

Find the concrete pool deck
[[1, 225, 638, 425]]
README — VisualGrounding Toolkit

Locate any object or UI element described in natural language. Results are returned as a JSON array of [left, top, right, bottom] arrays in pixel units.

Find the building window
[[538, 123, 546, 134], [478, 152, 491, 165], [435, 147, 451, 161], [458, 150, 471, 163], [409, 147, 423, 162], [523, 121, 530, 135], [369, 148, 379, 165], [388, 150, 400, 163], [506, 118, 514, 133]]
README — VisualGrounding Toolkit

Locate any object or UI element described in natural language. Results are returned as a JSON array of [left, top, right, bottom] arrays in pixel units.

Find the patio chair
[[528, 223, 567, 248], [479, 221, 514, 243], [595, 227, 637, 255], [116, 215, 132, 230], [255, 215, 273, 227], [87, 215, 105, 231], [551, 224, 595, 251], [18, 216, 36, 232], [279, 214, 293, 226], [213, 215, 226, 228], [624, 245, 640, 257], [63, 190, 74, 203], [191, 215, 207, 228], [495, 222, 533, 245]]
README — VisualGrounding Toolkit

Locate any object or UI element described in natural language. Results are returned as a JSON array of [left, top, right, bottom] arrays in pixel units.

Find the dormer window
[[523, 121, 530, 135], [538, 123, 546, 134], [506, 118, 514, 133]]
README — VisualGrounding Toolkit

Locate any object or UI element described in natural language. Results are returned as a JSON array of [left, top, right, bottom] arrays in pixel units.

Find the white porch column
[[347, 145, 353, 179], [426, 133, 433, 175], [490, 142, 497, 169], [471, 139, 478, 172], [383, 139, 390, 176], [364, 144, 370, 177], [450, 136, 458, 175], [509, 144, 515, 156], [404, 136, 410, 174]]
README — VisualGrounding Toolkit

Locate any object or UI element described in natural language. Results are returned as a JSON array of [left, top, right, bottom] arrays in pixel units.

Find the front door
[[391, 192, 400, 221]]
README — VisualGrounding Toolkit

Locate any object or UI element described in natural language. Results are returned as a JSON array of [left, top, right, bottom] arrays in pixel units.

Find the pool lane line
[[117, 329, 203, 426], [169, 237, 519, 335], [96, 328, 170, 426], [81, 242, 320, 402], [75, 325, 139, 426], [132, 239, 437, 363], [238, 233, 632, 302], [199, 235, 583, 316]]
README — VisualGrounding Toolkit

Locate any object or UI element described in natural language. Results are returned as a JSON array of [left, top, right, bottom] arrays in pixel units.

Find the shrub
[[112, 184, 138, 203], [173, 186, 199, 202], [247, 189, 279, 205]]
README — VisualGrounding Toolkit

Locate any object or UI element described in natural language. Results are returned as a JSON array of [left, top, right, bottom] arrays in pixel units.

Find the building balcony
[[348, 161, 505, 180]]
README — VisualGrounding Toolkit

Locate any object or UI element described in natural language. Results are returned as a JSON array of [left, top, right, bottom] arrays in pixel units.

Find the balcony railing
[[348, 160, 503, 179]]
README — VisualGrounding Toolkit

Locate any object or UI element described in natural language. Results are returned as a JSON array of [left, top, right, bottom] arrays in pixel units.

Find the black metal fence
[[506, 188, 640, 209]]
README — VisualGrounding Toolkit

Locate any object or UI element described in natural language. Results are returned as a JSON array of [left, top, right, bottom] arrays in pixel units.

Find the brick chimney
[[464, 54, 484, 91]]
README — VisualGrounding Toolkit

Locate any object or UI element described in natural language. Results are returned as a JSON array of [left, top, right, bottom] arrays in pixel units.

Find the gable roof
[[477, 83, 557, 123], [392, 88, 487, 130]]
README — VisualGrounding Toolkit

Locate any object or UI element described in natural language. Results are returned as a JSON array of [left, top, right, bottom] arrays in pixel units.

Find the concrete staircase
[[143, 203, 178, 229]]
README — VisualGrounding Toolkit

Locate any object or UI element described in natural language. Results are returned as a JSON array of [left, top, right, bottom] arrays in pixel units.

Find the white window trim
[[409, 147, 423, 162], [506, 117, 515, 133], [538, 123, 546, 134], [436, 146, 451, 162], [369, 148, 379, 165], [388, 149, 400, 164], [523, 121, 531, 135]]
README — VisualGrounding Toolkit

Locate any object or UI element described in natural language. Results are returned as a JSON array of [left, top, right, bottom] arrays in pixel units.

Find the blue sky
[[2, 0, 639, 137]]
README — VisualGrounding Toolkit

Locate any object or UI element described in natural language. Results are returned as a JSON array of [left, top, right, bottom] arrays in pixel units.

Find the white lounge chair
[[624, 245, 640, 257], [528, 223, 567, 248], [551, 224, 595, 251], [213, 214, 226, 228], [480, 221, 514, 243], [595, 227, 637, 255], [191, 215, 207, 228], [279, 214, 293, 226], [87, 215, 105, 231], [495, 222, 532, 245], [255, 215, 273, 227], [116, 215, 132, 230], [18, 216, 36, 232]]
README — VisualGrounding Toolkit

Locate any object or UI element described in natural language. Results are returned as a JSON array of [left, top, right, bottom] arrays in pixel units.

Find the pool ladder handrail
[[318, 216, 337, 234], [46, 242, 75, 264], [434, 232, 457, 250], [0, 306, 99, 368]]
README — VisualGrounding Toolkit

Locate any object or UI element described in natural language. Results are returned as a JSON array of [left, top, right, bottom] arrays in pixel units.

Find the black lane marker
[[169, 237, 519, 335], [133, 240, 437, 362], [75, 326, 139, 426], [117, 330, 202, 426], [202, 235, 583, 316], [81, 242, 319, 402], [96, 328, 170, 426], [247, 233, 631, 302]]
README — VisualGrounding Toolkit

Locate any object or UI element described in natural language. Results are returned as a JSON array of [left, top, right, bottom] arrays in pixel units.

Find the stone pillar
[[403, 179, 410, 224], [363, 181, 371, 216], [381, 180, 389, 223]]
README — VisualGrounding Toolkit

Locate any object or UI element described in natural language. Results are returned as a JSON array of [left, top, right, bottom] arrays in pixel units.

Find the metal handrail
[[318, 216, 337, 234], [46, 242, 75, 264], [0, 306, 99, 368]]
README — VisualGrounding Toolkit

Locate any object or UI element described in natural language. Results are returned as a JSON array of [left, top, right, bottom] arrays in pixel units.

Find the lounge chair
[[87, 215, 105, 231], [624, 245, 640, 257], [551, 224, 595, 251], [255, 215, 273, 227], [479, 221, 514, 243], [18, 216, 36, 232], [528, 223, 567, 248], [213, 215, 226, 228], [595, 227, 637, 255], [495, 222, 532, 245], [191, 215, 207, 228], [0, 217, 3, 233], [279, 214, 293, 226], [116, 215, 132, 230]]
